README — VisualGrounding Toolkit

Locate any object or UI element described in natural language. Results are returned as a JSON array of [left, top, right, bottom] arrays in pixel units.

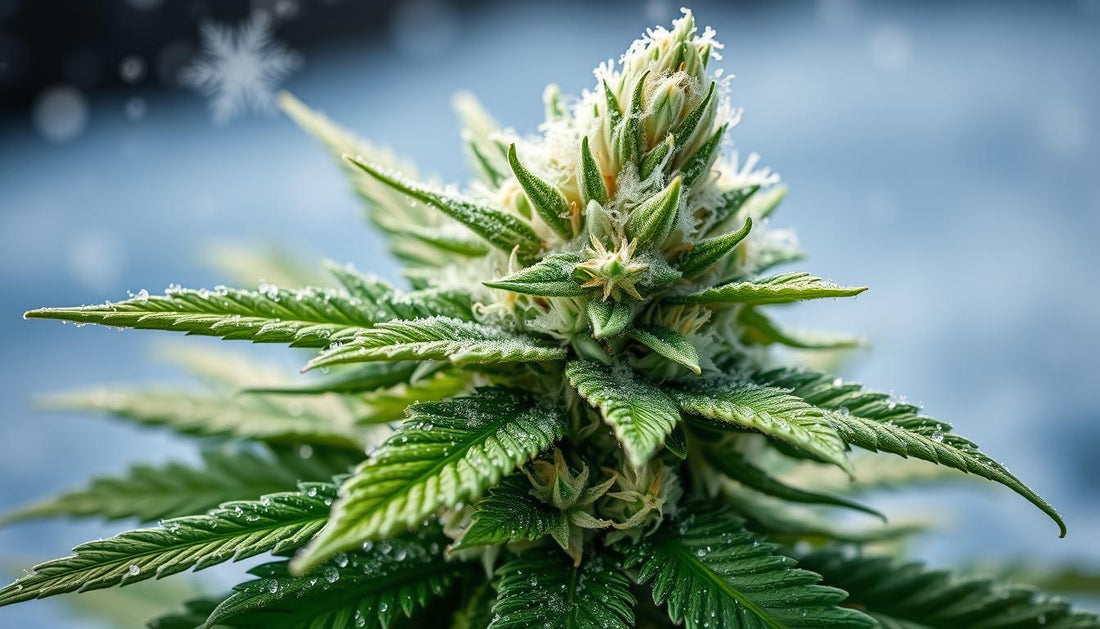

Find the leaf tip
[[274, 89, 296, 110]]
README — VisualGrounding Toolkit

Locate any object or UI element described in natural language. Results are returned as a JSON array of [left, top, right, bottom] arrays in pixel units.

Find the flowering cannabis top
[[3, 9, 1093, 629]]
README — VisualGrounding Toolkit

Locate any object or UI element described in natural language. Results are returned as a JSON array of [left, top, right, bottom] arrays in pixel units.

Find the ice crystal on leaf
[[6, 8, 1094, 629]]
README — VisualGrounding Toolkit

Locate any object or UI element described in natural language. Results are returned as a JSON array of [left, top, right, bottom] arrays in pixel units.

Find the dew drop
[[322, 566, 340, 583]]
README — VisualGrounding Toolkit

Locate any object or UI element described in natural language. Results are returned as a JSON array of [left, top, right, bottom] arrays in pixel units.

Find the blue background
[[1, 0, 1098, 625]]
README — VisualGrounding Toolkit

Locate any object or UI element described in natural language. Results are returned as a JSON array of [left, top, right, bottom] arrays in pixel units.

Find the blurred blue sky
[[1, 0, 1099, 625]]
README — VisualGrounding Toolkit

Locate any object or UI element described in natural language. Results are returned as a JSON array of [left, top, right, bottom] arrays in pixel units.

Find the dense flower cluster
[[1, 9, 1090, 629]]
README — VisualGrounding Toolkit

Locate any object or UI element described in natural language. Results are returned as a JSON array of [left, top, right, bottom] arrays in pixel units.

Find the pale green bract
[[5, 8, 1090, 629]]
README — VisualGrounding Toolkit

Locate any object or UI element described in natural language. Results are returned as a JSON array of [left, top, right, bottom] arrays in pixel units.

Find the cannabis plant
[[3, 9, 1095, 629]]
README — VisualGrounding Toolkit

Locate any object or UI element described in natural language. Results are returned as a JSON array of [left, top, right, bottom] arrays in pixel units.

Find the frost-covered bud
[[620, 9, 709, 87], [586, 8, 723, 194]]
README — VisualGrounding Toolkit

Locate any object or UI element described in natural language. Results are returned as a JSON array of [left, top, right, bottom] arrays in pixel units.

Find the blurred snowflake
[[181, 13, 302, 124]]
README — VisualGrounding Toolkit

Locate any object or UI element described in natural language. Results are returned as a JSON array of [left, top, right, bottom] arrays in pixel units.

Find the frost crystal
[[182, 13, 302, 124]]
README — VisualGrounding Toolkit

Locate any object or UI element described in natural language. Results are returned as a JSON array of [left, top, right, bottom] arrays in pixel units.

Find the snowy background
[[1, 0, 1099, 626]]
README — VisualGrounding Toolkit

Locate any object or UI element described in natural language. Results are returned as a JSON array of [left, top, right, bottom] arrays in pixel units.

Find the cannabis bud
[[5, 9, 1089, 629]]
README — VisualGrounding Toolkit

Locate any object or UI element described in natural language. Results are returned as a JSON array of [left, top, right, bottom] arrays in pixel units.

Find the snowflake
[[181, 13, 302, 124]]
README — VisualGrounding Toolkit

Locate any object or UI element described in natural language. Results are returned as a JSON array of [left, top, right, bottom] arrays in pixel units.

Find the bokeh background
[[2, 0, 1099, 626]]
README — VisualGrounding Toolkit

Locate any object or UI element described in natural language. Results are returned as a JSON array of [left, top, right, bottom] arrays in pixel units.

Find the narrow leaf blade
[[627, 324, 701, 374], [0, 482, 338, 606], [305, 316, 566, 370], [586, 300, 636, 339], [758, 368, 1066, 537], [676, 217, 752, 278], [484, 253, 585, 296], [508, 144, 572, 239], [26, 286, 383, 348], [625, 176, 682, 244], [345, 156, 543, 259], [670, 272, 867, 305], [702, 446, 883, 520]]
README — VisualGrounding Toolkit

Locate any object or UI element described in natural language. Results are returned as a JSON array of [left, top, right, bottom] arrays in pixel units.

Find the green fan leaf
[[627, 324, 702, 374], [345, 156, 543, 259], [39, 386, 363, 449], [587, 300, 637, 339], [565, 360, 680, 468], [484, 253, 585, 296], [624, 507, 874, 629], [738, 308, 863, 350], [291, 387, 568, 573], [327, 263, 474, 320], [702, 445, 883, 521], [799, 551, 1099, 629], [489, 549, 635, 629], [0, 481, 338, 606], [25, 286, 387, 348], [452, 475, 567, 551], [669, 272, 867, 305], [675, 217, 752, 278], [757, 368, 1066, 537], [673, 380, 850, 473], [304, 316, 566, 371], [204, 534, 470, 629], [1, 447, 355, 525]]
